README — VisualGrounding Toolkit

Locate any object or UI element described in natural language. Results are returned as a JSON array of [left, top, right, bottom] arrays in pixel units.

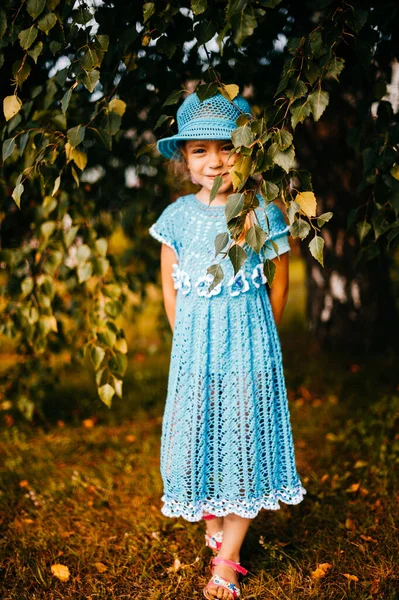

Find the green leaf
[[214, 232, 230, 255], [228, 243, 247, 274], [348, 8, 368, 33], [98, 383, 115, 408], [49, 40, 61, 55], [326, 56, 345, 81], [27, 41, 43, 63], [309, 235, 324, 266], [261, 180, 279, 202], [207, 263, 224, 292], [67, 125, 86, 148], [231, 124, 254, 148], [81, 69, 100, 93], [154, 114, 174, 130], [21, 277, 34, 297], [156, 35, 177, 59], [162, 89, 184, 107], [73, 7, 92, 24], [2, 137, 16, 161], [317, 212, 333, 227], [93, 128, 112, 150], [209, 175, 223, 204], [287, 201, 300, 225], [245, 223, 267, 253], [12, 183, 24, 209], [194, 19, 218, 45], [18, 26, 38, 50], [275, 129, 293, 151], [115, 338, 128, 354], [95, 238, 108, 257], [357, 221, 371, 243], [0, 10, 7, 40], [308, 89, 329, 122], [290, 218, 311, 240], [91, 346, 106, 370], [285, 79, 307, 100], [196, 81, 219, 102], [80, 47, 100, 70], [143, 2, 155, 22], [231, 8, 257, 47], [61, 86, 74, 114], [95, 34, 109, 52], [290, 100, 311, 129], [309, 30, 323, 57], [41, 220, 56, 240], [19, 132, 29, 153], [191, 0, 207, 15], [37, 12, 57, 34], [77, 262, 93, 283], [225, 193, 244, 222], [3, 96, 22, 122], [63, 225, 79, 248], [76, 244, 91, 264], [263, 258, 276, 285], [27, 0, 46, 19], [267, 143, 295, 173]]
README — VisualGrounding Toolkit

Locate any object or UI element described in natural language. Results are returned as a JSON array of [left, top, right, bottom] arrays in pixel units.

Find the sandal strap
[[206, 574, 240, 599], [212, 557, 248, 576]]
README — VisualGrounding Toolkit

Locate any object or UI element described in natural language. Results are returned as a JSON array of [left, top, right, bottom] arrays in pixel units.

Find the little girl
[[149, 91, 306, 600]]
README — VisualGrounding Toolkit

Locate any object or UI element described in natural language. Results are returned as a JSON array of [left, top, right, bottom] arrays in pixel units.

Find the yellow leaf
[[51, 564, 70, 581], [218, 83, 240, 101], [71, 148, 87, 171], [353, 460, 368, 468], [109, 98, 126, 116], [296, 191, 317, 217], [345, 518, 356, 531], [94, 562, 107, 573], [65, 142, 74, 162], [390, 165, 399, 180], [311, 562, 332, 579], [3, 95, 22, 121], [346, 482, 360, 493], [231, 155, 252, 191], [343, 573, 359, 582]]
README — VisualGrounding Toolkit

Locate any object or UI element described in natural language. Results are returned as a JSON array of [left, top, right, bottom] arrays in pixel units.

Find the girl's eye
[[192, 148, 205, 154], [222, 145, 233, 152]]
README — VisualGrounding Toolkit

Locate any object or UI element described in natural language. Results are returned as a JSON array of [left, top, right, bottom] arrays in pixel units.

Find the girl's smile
[[182, 139, 239, 205]]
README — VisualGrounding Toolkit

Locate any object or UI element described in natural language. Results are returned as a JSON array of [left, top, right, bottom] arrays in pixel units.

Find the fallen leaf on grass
[[345, 483, 360, 493], [345, 518, 356, 531], [360, 535, 378, 543], [82, 418, 95, 428], [343, 573, 359, 582], [320, 474, 329, 484], [19, 480, 30, 488], [166, 558, 181, 573], [22, 518, 34, 524], [311, 563, 332, 579], [353, 460, 368, 468], [51, 564, 70, 581], [94, 562, 107, 573], [125, 434, 136, 443]]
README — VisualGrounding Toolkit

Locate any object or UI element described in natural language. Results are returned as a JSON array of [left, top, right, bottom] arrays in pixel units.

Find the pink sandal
[[203, 513, 223, 553], [203, 557, 248, 599]]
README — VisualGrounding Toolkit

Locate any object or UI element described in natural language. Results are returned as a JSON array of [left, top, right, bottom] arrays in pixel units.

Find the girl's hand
[[269, 252, 289, 326], [160, 243, 177, 331]]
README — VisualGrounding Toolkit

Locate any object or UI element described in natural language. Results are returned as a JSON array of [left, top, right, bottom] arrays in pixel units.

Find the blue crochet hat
[[157, 91, 252, 160]]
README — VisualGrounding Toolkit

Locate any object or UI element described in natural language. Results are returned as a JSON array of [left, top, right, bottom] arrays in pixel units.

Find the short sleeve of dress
[[263, 203, 290, 260], [148, 200, 180, 258]]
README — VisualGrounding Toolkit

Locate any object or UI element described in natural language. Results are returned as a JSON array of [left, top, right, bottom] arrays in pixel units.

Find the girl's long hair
[[168, 142, 256, 246]]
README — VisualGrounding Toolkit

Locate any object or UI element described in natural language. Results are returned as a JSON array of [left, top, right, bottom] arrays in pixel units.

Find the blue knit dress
[[149, 193, 306, 522]]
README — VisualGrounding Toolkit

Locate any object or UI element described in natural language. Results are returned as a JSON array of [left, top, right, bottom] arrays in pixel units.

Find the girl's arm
[[269, 252, 289, 326], [160, 243, 177, 331]]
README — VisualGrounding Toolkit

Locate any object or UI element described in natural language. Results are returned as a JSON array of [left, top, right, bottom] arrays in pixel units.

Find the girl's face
[[182, 139, 238, 197]]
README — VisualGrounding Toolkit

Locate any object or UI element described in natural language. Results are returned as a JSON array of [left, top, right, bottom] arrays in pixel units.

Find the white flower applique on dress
[[171, 263, 191, 295], [227, 269, 250, 297], [195, 273, 222, 298], [251, 263, 267, 288]]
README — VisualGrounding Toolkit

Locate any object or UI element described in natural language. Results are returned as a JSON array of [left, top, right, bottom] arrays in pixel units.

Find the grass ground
[[0, 259, 398, 599]]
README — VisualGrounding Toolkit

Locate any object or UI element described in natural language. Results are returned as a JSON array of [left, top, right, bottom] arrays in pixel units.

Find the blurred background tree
[[0, 0, 398, 417]]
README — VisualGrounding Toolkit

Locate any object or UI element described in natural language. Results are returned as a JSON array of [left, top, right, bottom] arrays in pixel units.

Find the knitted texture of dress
[[149, 193, 306, 522]]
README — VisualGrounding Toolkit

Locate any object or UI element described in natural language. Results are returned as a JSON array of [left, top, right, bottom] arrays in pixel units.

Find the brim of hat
[[157, 126, 235, 160]]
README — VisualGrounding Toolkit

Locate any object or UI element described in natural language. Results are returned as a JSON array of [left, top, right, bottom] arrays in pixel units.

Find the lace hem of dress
[[160, 486, 307, 522]]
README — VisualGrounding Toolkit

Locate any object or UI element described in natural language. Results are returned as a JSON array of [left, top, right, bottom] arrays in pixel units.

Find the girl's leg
[[206, 513, 252, 600], [204, 515, 224, 538]]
